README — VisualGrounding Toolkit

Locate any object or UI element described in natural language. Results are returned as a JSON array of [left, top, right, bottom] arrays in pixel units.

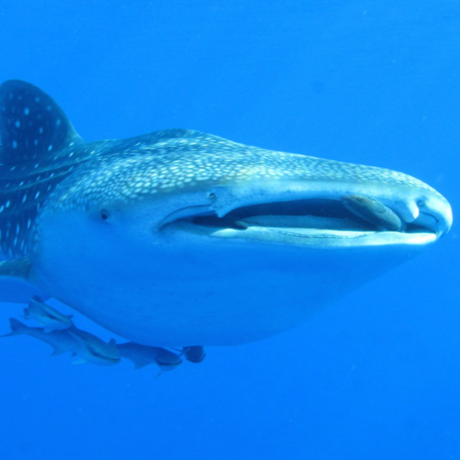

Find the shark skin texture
[[0, 80, 452, 358]]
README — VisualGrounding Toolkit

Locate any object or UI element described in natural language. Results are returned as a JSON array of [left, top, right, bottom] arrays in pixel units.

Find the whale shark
[[0, 80, 452, 351]]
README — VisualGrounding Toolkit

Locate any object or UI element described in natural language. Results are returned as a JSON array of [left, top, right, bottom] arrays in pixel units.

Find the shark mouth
[[164, 195, 446, 247]]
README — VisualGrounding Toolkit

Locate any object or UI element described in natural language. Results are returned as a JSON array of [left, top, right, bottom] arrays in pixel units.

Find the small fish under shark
[[23, 295, 73, 332], [2, 318, 120, 365], [0, 79, 453, 371], [4, 294, 193, 371], [3, 314, 185, 370], [117, 342, 183, 371]]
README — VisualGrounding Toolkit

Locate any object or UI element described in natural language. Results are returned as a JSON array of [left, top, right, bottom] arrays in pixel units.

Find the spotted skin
[[47, 132, 437, 214]]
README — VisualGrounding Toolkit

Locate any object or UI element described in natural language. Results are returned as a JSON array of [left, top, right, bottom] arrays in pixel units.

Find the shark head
[[35, 128, 451, 265], [37, 127, 451, 248], [0, 80, 453, 346]]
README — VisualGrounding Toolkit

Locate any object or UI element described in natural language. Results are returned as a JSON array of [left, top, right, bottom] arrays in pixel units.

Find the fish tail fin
[[1, 318, 27, 337]]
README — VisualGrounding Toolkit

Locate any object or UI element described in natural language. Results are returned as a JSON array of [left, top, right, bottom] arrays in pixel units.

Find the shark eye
[[100, 209, 110, 221]]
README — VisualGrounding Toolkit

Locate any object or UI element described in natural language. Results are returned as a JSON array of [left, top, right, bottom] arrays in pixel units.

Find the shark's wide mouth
[[164, 196, 444, 247]]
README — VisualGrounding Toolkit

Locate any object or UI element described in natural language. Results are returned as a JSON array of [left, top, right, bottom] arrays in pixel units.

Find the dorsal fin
[[0, 80, 82, 165]]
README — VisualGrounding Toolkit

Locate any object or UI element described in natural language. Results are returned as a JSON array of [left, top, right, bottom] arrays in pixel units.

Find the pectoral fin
[[0, 258, 32, 278], [0, 258, 47, 303]]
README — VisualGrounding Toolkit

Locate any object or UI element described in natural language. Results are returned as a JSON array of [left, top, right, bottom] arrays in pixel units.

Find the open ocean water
[[0, 1, 459, 459]]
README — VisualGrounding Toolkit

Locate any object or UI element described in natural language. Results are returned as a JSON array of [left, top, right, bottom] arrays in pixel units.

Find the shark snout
[[413, 193, 453, 237]]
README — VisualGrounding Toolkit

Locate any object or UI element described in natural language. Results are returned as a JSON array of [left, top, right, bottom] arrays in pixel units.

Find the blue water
[[0, 1, 459, 459]]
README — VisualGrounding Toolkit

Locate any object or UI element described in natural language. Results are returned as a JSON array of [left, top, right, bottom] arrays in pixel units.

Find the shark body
[[0, 80, 453, 348]]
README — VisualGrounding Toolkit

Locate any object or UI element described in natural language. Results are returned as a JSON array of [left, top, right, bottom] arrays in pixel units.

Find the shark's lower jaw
[[162, 195, 445, 248]]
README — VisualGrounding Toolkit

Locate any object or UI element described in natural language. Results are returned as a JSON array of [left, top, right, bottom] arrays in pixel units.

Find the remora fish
[[0, 80, 453, 349], [2, 318, 118, 365], [2, 318, 80, 356], [117, 342, 182, 370], [23, 295, 74, 332], [67, 326, 121, 365]]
